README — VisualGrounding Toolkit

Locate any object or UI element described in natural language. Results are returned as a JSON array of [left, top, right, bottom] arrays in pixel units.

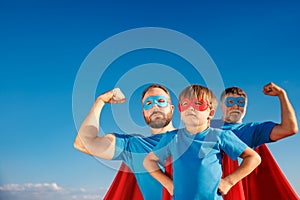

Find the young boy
[[143, 84, 261, 200]]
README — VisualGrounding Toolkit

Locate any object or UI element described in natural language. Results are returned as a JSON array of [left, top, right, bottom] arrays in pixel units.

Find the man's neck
[[150, 123, 176, 134]]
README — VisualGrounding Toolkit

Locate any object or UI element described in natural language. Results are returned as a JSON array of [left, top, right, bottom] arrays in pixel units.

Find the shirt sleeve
[[250, 121, 277, 147], [113, 133, 131, 160], [220, 130, 248, 160]]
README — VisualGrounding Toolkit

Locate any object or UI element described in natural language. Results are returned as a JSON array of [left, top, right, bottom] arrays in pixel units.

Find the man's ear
[[220, 102, 225, 111], [208, 109, 215, 119], [170, 104, 174, 113]]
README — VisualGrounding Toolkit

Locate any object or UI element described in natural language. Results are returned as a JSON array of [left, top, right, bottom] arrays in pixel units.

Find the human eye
[[158, 98, 166, 103], [181, 101, 188, 106], [146, 100, 152, 105], [194, 101, 203, 106], [227, 99, 233, 104]]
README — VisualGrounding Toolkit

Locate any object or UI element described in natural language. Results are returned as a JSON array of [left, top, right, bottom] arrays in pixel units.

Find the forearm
[[144, 153, 173, 193], [151, 169, 173, 189], [223, 151, 261, 186]]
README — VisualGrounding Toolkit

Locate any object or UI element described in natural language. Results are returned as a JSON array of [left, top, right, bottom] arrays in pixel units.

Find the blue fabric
[[219, 121, 277, 148], [113, 132, 170, 200], [153, 128, 247, 200], [143, 95, 168, 110], [224, 97, 245, 107]]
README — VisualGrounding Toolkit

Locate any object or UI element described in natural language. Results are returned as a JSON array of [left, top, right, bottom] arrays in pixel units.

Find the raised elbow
[[286, 125, 298, 137], [292, 125, 298, 135], [143, 155, 150, 170], [73, 141, 81, 151], [271, 124, 298, 141], [255, 154, 262, 167], [290, 119, 298, 135], [143, 152, 158, 173], [73, 135, 87, 152]]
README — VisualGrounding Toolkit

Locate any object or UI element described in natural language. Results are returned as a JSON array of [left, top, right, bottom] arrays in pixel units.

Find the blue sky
[[1, 1, 299, 199]]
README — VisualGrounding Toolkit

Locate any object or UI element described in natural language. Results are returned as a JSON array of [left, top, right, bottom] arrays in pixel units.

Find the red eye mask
[[178, 98, 209, 112]]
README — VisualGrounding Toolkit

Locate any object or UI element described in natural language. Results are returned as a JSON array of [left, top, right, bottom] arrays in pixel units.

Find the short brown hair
[[141, 84, 172, 103]]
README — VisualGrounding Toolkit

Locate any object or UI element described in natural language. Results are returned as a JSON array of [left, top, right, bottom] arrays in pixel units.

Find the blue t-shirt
[[211, 119, 277, 148], [113, 133, 167, 200], [153, 128, 247, 200]]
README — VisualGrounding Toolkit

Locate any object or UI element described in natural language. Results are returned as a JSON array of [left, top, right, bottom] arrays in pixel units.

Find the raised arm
[[218, 147, 261, 195], [143, 152, 174, 196], [73, 89, 125, 160], [263, 82, 298, 141]]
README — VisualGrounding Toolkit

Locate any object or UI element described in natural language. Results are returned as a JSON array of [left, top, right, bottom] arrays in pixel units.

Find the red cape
[[222, 144, 299, 200], [103, 157, 173, 200], [104, 144, 299, 200], [103, 162, 143, 200]]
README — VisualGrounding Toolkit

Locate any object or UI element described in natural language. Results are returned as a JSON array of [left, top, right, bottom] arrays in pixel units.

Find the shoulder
[[114, 132, 146, 143], [114, 132, 136, 138], [236, 121, 277, 130], [208, 127, 224, 136], [166, 129, 178, 135], [210, 119, 225, 128], [161, 129, 178, 140], [211, 128, 238, 140]]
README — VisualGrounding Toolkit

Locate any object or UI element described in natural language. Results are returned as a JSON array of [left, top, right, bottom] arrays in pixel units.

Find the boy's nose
[[188, 106, 195, 110]]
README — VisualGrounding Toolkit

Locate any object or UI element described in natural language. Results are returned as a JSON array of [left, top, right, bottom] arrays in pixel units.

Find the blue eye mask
[[225, 97, 245, 107], [143, 95, 168, 110]]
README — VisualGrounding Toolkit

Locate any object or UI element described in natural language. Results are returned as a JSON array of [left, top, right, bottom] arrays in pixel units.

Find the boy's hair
[[179, 84, 218, 110], [141, 84, 172, 103], [220, 86, 247, 102]]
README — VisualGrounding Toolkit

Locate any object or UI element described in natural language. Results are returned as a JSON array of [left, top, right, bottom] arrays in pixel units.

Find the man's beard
[[226, 110, 243, 123], [144, 110, 172, 128]]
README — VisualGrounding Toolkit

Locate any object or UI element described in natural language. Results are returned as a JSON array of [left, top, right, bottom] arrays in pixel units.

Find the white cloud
[[0, 183, 62, 191], [0, 183, 106, 200]]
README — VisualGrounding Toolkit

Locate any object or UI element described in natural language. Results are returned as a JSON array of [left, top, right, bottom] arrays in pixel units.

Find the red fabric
[[103, 158, 173, 200], [162, 156, 173, 200], [222, 144, 299, 200], [222, 152, 245, 200], [242, 144, 299, 200], [104, 145, 299, 200], [103, 162, 143, 200]]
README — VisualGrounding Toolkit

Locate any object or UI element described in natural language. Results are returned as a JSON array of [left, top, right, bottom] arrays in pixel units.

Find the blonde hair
[[179, 84, 218, 110]]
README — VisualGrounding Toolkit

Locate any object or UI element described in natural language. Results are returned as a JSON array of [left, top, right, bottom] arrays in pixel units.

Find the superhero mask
[[178, 98, 209, 112], [225, 97, 245, 107], [143, 95, 169, 110]]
